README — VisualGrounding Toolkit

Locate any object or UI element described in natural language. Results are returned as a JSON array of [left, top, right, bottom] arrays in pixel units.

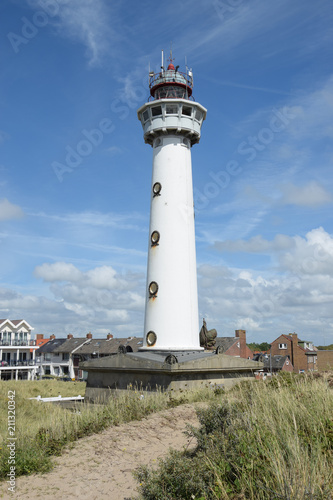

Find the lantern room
[[149, 51, 193, 100]]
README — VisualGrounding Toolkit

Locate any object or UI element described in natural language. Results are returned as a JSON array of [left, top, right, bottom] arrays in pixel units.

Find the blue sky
[[1, 0, 333, 345]]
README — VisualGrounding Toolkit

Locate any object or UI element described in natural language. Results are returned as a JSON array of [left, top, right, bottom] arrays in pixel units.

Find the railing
[[0, 340, 36, 346], [149, 70, 193, 90], [0, 360, 37, 367]]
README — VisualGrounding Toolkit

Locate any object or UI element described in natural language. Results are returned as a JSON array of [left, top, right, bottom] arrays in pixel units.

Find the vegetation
[[0, 379, 217, 480], [136, 372, 333, 500], [248, 342, 271, 352], [316, 344, 333, 351]]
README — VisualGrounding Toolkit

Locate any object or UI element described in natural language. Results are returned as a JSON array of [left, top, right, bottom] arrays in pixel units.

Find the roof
[[253, 354, 292, 370], [215, 337, 237, 353], [0, 319, 34, 330], [55, 338, 89, 353], [75, 337, 143, 355], [37, 337, 143, 355], [37, 338, 68, 353], [36, 338, 50, 347]]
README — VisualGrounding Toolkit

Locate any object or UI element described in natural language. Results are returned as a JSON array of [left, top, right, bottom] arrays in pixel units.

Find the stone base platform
[[80, 351, 263, 403]]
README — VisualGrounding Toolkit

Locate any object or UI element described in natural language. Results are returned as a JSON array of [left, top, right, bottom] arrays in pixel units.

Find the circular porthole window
[[146, 331, 157, 346], [152, 182, 162, 196], [149, 281, 158, 297], [151, 230, 160, 246], [154, 138, 162, 148]]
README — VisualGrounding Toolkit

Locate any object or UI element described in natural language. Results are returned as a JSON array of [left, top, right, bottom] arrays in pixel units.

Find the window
[[151, 231, 160, 246], [195, 109, 202, 121], [279, 343, 287, 349], [62, 353, 69, 361], [151, 106, 162, 117], [166, 104, 178, 114], [45, 353, 51, 361], [143, 110, 149, 122], [182, 105, 192, 117]]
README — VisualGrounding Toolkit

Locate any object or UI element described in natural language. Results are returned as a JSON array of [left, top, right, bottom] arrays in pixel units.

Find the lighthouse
[[137, 51, 207, 351], [82, 54, 263, 399]]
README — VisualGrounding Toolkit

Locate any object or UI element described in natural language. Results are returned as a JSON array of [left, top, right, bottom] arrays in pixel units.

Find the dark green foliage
[[248, 342, 271, 351]]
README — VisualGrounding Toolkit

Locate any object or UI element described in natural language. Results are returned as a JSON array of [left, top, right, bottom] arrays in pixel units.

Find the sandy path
[[0, 403, 201, 500]]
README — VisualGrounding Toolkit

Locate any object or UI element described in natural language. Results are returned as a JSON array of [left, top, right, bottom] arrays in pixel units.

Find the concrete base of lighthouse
[[81, 351, 263, 403]]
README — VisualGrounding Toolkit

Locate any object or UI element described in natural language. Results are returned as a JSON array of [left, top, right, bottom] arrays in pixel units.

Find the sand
[[0, 403, 201, 500]]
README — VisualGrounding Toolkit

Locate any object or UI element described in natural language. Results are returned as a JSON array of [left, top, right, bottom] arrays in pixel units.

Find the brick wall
[[316, 350, 333, 371], [225, 342, 240, 357], [282, 358, 294, 372], [224, 330, 253, 359], [235, 330, 246, 358], [271, 335, 292, 359]]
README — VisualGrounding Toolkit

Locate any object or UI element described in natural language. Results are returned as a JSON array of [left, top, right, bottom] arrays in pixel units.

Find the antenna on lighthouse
[[161, 50, 164, 72], [185, 56, 189, 99]]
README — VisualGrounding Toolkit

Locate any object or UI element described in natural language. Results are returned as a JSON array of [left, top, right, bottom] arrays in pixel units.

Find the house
[[215, 330, 253, 359], [36, 333, 143, 380], [270, 332, 317, 373], [0, 319, 39, 380], [36, 334, 88, 379], [253, 354, 293, 379]]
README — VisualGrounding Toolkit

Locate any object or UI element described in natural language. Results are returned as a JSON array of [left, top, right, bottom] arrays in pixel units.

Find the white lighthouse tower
[[137, 51, 207, 351]]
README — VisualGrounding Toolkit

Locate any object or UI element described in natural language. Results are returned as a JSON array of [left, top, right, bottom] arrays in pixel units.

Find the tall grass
[[0, 379, 217, 480], [136, 372, 333, 500]]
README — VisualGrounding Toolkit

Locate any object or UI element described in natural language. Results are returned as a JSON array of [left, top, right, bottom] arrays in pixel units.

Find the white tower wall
[[144, 135, 199, 350], [138, 94, 206, 351]]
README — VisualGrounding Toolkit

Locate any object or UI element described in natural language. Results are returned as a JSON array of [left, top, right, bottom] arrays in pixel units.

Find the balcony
[[0, 360, 37, 367], [0, 340, 36, 347]]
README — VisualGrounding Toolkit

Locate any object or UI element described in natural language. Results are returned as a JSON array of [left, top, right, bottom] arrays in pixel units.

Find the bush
[[136, 373, 333, 500]]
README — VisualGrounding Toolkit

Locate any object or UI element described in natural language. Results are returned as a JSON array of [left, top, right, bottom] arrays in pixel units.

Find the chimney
[[50, 334, 56, 340], [235, 329, 246, 358], [36, 334, 44, 340], [290, 332, 298, 371], [107, 333, 113, 340], [67, 334, 73, 339], [86, 332, 92, 339]]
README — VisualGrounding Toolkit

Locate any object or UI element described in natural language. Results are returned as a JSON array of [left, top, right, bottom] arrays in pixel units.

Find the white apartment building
[[0, 319, 39, 380]]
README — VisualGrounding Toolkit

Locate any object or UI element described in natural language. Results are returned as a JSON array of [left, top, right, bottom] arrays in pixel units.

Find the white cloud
[[279, 181, 332, 207], [28, 0, 117, 67], [214, 233, 295, 253], [0, 199, 24, 221], [279, 227, 333, 276], [34, 262, 83, 282], [1, 261, 146, 337], [199, 228, 333, 343]]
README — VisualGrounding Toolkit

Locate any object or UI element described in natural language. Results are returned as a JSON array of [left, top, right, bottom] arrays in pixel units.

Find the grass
[[135, 372, 333, 500], [0, 379, 218, 480]]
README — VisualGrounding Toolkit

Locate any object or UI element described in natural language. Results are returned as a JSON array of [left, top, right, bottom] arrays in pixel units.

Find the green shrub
[[136, 373, 333, 500]]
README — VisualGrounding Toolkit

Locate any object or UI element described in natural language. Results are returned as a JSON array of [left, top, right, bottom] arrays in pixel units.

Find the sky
[[0, 0, 332, 345]]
